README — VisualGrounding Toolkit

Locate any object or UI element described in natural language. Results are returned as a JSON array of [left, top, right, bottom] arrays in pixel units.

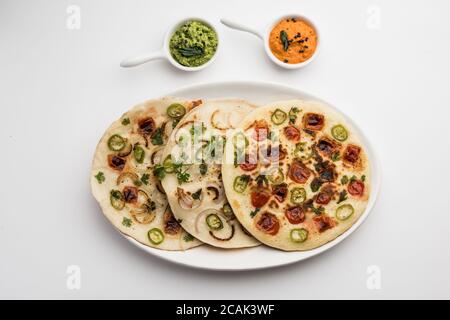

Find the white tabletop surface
[[1, 0, 449, 299]]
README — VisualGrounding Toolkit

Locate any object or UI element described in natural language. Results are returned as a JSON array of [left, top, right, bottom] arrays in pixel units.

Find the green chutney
[[169, 20, 218, 67]]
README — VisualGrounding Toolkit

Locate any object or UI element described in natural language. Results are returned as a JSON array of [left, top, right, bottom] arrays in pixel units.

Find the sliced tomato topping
[[123, 186, 138, 203], [256, 212, 280, 235], [272, 183, 288, 202], [285, 206, 306, 224], [239, 154, 257, 171], [252, 120, 269, 141], [313, 215, 335, 233], [316, 137, 337, 156], [288, 161, 311, 184], [251, 190, 271, 208], [107, 154, 126, 171], [303, 113, 325, 131], [343, 144, 361, 164], [164, 210, 181, 235], [283, 125, 301, 141], [138, 117, 155, 135], [315, 185, 335, 205], [348, 179, 364, 196]]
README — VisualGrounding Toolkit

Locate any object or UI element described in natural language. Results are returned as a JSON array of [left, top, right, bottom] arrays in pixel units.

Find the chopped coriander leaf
[[172, 118, 180, 129], [121, 118, 130, 125], [141, 173, 150, 185], [255, 174, 269, 187], [361, 175, 366, 182], [310, 178, 323, 192], [153, 164, 166, 180], [177, 171, 190, 184], [192, 189, 202, 200], [289, 107, 300, 124], [341, 175, 349, 185], [122, 217, 132, 227], [311, 205, 324, 215], [337, 190, 348, 204], [250, 207, 261, 218], [350, 175, 357, 182], [133, 180, 142, 187], [150, 127, 164, 145], [183, 233, 195, 242], [331, 152, 341, 162], [95, 171, 105, 184]]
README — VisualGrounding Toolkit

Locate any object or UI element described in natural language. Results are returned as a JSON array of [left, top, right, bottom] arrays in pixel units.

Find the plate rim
[[121, 80, 382, 271]]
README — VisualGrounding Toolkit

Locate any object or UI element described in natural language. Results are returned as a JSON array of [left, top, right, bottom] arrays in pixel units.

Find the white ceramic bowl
[[120, 17, 219, 71], [221, 14, 320, 70]]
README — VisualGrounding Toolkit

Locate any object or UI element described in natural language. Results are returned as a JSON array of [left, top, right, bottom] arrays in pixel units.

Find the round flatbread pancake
[[222, 99, 371, 251], [160, 99, 260, 248], [91, 98, 203, 251]]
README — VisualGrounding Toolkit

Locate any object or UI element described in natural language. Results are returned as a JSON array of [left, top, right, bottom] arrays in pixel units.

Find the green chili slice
[[294, 142, 313, 160], [110, 190, 125, 210], [133, 145, 145, 163], [290, 187, 306, 204], [206, 214, 223, 230], [222, 203, 234, 219], [290, 228, 308, 243], [233, 175, 249, 193], [271, 108, 287, 125], [331, 125, 348, 142], [148, 228, 164, 245], [336, 204, 354, 220], [268, 168, 285, 185], [163, 155, 175, 173], [108, 134, 126, 151], [167, 103, 186, 119]]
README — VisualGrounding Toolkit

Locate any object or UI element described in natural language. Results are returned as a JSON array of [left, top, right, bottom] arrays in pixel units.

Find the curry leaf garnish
[[280, 30, 290, 51], [250, 207, 261, 218], [337, 190, 348, 204], [178, 46, 204, 57]]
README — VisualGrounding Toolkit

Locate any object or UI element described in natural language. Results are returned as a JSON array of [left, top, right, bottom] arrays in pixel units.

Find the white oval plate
[[124, 81, 381, 271]]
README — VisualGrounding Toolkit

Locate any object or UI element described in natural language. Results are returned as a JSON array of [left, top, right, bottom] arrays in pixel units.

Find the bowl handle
[[120, 50, 166, 68], [220, 18, 263, 40]]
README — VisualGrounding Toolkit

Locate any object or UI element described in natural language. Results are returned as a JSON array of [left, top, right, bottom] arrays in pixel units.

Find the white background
[[1, 0, 449, 299]]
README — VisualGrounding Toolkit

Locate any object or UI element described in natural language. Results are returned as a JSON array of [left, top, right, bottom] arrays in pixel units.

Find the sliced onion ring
[[211, 110, 230, 130], [117, 142, 132, 157], [206, 184, 224, 204], [116, 172, 139, 185], [150, 147, 163, 165], [177, 187, 202, 210]]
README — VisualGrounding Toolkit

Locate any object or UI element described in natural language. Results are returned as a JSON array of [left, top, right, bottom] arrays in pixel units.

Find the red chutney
[[269, 17, 317, 64]]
